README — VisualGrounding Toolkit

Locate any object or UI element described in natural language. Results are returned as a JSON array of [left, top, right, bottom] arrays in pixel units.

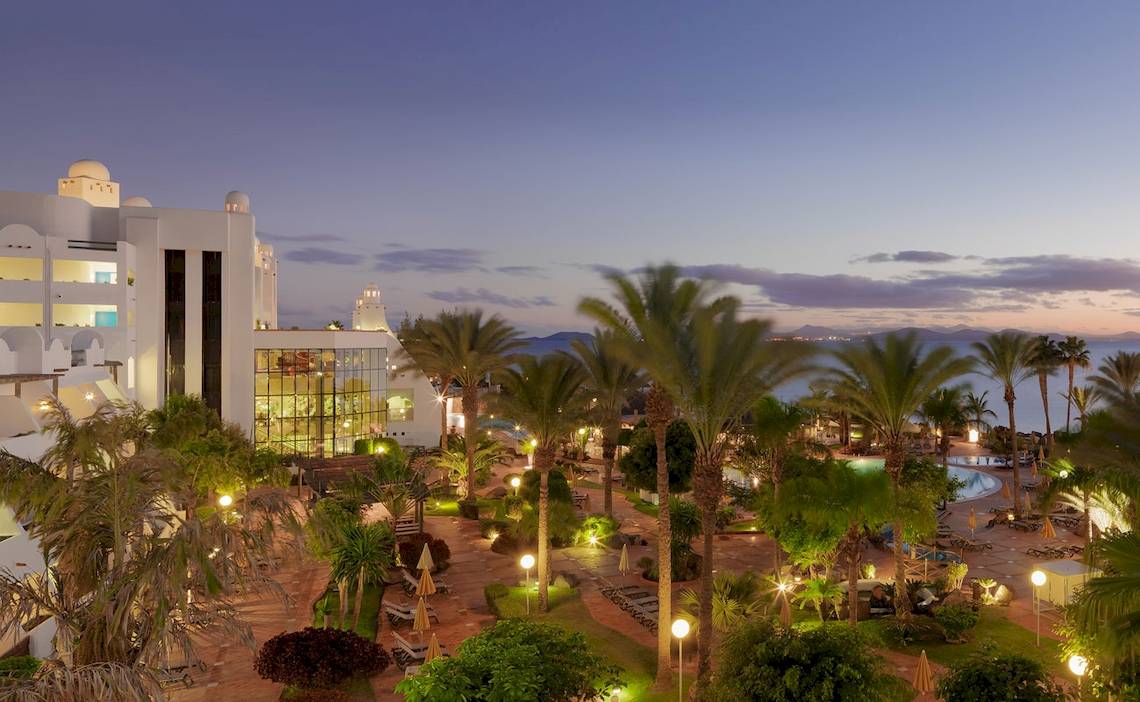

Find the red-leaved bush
[[254, 627, 390, 689], [398, 532, 451, 571]]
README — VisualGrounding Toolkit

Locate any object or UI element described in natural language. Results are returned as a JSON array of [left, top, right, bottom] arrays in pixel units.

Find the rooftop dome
[[67, 159, 110, 181], [122, 196, 152, 207], [224, 190, 250, 213]]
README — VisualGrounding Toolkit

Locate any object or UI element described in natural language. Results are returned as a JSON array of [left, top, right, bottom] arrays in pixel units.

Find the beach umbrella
[[779, 593, 792, 628], [968, 509, 977, 540], [1042, 517, 1056, 539], [424, 633, 442, 663], [618, 543, 630, 574], [913, 650, 935, 693], [1001, 481, 1012, 500], [417, 543, 435, 573], [413, 597, 431, 633], [416, 568, 437, 597]]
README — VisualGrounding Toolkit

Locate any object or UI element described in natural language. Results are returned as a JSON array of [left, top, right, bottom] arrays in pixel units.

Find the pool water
[[848, 457, 1001, 501]]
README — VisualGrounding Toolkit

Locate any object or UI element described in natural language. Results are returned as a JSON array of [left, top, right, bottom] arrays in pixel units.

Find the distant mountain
[[518, 331, 593, 356]]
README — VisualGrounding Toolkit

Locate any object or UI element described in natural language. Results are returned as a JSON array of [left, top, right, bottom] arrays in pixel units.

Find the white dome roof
[[224, 190, 250, 212], [122, 196, 152, 207], [68, 159, 110, 180]]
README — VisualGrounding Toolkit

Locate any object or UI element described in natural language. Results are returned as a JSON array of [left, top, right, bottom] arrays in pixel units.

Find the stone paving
[[172, 441, 1080, 701]]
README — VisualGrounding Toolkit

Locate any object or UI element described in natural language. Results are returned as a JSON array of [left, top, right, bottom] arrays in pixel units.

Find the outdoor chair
[[384, 600, 439, 627], [402, 569, 449, 594]]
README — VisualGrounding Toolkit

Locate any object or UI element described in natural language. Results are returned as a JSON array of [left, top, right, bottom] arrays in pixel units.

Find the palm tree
[[779, 460, 892, 625], [651, 300, 811, 692], [579, 263, 724, 690], [398, 320, 455, 449], [1058, 336, 1091, 433], [794, 577, 846, 622], [434, 435, 512, 498], [920, 387, 966, 470], [495, 354, 587, 612], [1029, 335, 1062, 444], [570, 331, 645, 517], [963, 390, 997, 434], [830, 332, 972, 618], [329, 522, 394, 630], [677, 571, 765, 634], [1092, 350, 1140, 403], [739, 396, 818, 500], [1065, 530, 1140, 675], [973, 332, 1036, 514], [404, 310, 524, 504], [1065, 385, 1102, 429]]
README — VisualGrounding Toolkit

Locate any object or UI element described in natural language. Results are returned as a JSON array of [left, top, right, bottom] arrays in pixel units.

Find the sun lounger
[[391, 632, 449, 670], [384, 600, 439, 627], [950, 534, 992, 551], [402, 569, 449, 594]]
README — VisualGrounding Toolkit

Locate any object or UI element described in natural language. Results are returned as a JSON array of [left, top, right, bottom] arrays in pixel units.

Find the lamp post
[[510, 476, 521, 495], [520, 554, 536, 615], [217, 494, 234, 508], [671, 618, 690, 702], [1030, 570, 1047, 646], [1068, 654, 1088, 696]]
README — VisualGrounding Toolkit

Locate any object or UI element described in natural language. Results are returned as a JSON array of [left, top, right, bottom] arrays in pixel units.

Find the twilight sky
[[6, 1, 1140, 335]]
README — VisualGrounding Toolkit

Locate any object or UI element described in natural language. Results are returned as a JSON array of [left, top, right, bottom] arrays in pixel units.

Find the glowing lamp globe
[[671, 619, 690, 639], [1031, 570, 1047, 587], [968, 428, 979, 443], [1068, 655, 1089, 677], [510, 476, 521, 488], [217, 494, 234, 508], [520, 554, 536, 570]]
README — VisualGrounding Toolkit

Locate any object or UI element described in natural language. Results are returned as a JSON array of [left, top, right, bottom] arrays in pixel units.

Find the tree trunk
[[693, 456, 721, 699], [338, 579, 349, 628], [1006, 392, 1023, 514], [845, 534, 860, 626], [1066, 362, 1075, 433], [536, 446, 553, 612], [353, 565, 366, 631], [646, 385, 673, 692], [886, 447, 912, 621], [439, 394, 449, 450], [1038, 372, 1052, 446], [602, 423, 617, 518], [462, 384, 479, 504]]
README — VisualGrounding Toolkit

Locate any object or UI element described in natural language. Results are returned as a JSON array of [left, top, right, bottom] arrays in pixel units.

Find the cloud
[[427, 287, 556, 309], [853, 250, 959, 264], [281, 247, 359, 265], [374, 248, 485, 273], [496, 265, 546, 277], [258, 231, 347, 243]]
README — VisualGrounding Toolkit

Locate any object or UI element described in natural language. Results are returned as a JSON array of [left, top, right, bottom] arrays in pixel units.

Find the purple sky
[[6, 1, 1140, 334]]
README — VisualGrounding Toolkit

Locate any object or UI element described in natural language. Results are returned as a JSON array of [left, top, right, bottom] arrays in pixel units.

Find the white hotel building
[[0, 160, 438, 656]]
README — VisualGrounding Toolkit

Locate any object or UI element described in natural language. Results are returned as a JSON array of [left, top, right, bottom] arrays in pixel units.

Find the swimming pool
[[848, 457, 1001, 501]]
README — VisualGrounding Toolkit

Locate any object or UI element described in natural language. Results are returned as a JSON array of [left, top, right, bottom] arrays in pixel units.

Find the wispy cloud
[[852, 250, 958, 264], [496, 265, 546, 277], [374, 248, 485, 273], [281, 247, 359, 265], [258, 231, 347, 243], [427, 287, 555, 309]]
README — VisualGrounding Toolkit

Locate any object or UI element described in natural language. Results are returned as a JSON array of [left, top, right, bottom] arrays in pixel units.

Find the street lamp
[[1030, 570, 1047, 646], [520, 554, 536, 615], [1068, 654, 1088, 695], [217, 494, 234, 508], [510, 476, 521, 494], [671, 618, 690, 702]]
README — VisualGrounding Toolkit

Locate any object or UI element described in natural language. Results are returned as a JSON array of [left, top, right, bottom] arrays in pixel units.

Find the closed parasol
[[1042, 517, 1056, 539], [618, 543, 630, 574], [913, 649, 934, 693], [424, 633, 442, 662], [416, 568, 437, 597]]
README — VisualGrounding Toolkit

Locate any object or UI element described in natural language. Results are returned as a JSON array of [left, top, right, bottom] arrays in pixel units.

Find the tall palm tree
[[1065, 385, 1102, 429], [1058, 336, 1091, 433], [404, 310, 523, 504], [1066, 530, 1140, 674], [963, 390, 997, 435], [973, 332, 1036, 514], [652, 300, 811, 694], [398, 320, 455, 449], [495, 354, 586, 612], [779, 460, 892, 626], [830, 332, 972, 618], [579, 263, 724, 690], [434, 435, 512, 498], [1092, 350, 1140, 403], [329, 522, 395, 630], [740, 396, 815, 500], [920, 386, 966, 470], [1029, 335, 1062, 445], [570, 331, 645, 517]]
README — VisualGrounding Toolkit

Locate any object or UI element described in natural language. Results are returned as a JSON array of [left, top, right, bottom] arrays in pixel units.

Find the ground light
[[217, 494, 234, 508], [1069, 654, 1089, 695], [1030, 570, 1047, 646], [520, 554, 536, 615], [671, 618, 690, 702]]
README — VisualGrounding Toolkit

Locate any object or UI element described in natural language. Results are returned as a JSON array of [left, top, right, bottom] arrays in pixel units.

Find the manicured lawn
[[721, 520, 761, 533], [308, 583, 384, 701], [574, 479, 605, 490], [424, 497, 498, 517], [488, 586, 689, 702], [883, 675, 918, 702]]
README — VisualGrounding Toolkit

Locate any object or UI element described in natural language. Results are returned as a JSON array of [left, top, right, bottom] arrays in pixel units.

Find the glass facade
[[254, 347, 387, 457]]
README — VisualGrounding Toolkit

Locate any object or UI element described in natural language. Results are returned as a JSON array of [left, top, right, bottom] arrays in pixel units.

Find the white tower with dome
[[352, 283, 389, 332]]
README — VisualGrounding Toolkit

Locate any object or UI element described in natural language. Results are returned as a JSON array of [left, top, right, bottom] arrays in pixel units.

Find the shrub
[[619, 420, 695, 493], [458, 501, 480, 520], [576, 515, 621, 545], [935, 603, 980, 642], [484, 582, 510, 615], [254, 627, 390, 690], [715, 506, 738, 531], [288, 690, 352, 702], [708, 618, 890, 701], [878, 615, 943, 646], [860, 562, 876, 579], [395, 619, 622, 702], [519, 469, 573, 504], [0, 656, 41, 679], [479, 518, 513, 539], [398, 532, 451, 571], [936, 647, 1066, 701], [946, 561, 969, 591], [490, 532, 522, 555], [352, 438, 373, 455]]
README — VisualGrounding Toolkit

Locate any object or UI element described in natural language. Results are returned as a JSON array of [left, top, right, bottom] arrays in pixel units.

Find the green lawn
[[424, 497, 498, 517], [488, 586, 689, 702], [721, 520, 762, 533], [310, 584, 384, 702]]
